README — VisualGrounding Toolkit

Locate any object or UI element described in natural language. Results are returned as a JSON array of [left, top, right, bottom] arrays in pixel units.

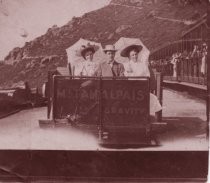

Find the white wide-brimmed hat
[[103, 45, 117, 53]]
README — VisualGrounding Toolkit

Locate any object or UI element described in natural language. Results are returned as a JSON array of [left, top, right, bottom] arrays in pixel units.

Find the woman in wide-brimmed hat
[[120, 44, 162, 115], [74, 43, 99, 76], [120, 44, 150, 77]]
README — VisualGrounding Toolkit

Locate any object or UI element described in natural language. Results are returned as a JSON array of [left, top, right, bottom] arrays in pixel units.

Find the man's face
[[105, 51, 115, 63]]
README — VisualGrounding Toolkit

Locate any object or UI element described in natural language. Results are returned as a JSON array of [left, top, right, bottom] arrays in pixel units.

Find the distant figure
[[171, 53, 181, 78], [96, 45, 124, 77], [191, 45, 200, 77], [201, 43, 207, 76], [74, 44, 99, 76]]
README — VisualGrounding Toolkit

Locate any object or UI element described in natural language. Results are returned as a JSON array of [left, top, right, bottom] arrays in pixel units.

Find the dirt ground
[[0, 88, 208, 151]]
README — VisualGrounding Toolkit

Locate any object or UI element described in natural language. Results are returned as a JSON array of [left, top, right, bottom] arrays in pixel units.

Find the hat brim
[[120, 45, 143, 57], [81, 46, 98, 58], [103, 49, 117, 53]]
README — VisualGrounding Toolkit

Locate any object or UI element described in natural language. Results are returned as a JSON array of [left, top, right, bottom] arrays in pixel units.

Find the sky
[[0, 0, 111, 60]]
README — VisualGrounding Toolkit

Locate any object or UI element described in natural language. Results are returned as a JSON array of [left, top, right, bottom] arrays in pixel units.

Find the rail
[[150, 39, 207, 86]]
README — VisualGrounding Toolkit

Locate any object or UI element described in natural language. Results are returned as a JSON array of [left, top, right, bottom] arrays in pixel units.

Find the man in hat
[[96, 45, 125, 77]]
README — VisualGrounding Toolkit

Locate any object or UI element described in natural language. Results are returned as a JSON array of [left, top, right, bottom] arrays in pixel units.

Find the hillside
[[0, 0, 207, 89]]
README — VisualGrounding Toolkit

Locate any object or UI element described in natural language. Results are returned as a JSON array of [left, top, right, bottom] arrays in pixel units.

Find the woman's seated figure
[[74, 44, 99, 76], [120, 44, 162, 115]]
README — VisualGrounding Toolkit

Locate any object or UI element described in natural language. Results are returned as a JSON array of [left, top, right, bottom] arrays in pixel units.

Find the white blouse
[[74, 61, 99, 76], [123, 60, 150, 77]]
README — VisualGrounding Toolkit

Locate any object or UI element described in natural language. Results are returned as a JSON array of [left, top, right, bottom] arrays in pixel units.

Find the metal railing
[[150, 39, 207, 86]]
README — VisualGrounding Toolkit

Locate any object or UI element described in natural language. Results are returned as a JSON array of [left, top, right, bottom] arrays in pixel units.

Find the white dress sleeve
[[133, 62, 150, 77]]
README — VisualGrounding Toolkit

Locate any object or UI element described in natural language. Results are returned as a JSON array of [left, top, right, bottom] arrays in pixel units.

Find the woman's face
[[84, 50, 94, 61], [129, 50, 138, 62]]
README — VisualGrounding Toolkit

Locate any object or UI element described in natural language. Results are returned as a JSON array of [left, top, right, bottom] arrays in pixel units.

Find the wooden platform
[[164, 80, 207, 91]]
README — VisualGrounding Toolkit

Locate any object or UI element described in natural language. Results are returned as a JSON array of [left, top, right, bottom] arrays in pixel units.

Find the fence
[[150, 39, 207, 85]]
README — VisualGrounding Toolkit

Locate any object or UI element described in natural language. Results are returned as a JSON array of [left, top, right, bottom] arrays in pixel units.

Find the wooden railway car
[[39, 69, 166, 146]]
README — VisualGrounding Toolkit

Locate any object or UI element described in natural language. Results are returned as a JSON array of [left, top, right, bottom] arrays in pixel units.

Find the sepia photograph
[[0, 0, 209, 182]]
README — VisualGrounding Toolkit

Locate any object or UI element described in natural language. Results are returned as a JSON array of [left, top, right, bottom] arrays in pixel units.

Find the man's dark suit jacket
[[95, 61, 156, 92], [96, 60, 125, 77]]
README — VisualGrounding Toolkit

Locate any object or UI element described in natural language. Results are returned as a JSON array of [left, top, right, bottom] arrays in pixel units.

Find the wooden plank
[[56, 67, 70, 76]]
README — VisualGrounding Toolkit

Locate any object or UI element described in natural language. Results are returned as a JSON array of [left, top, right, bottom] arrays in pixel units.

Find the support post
[[206, 3, 210, 138], [155, 72, 163, 122]]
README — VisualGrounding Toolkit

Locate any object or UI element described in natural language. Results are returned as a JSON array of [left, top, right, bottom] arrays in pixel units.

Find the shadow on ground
[[162, 116, 207, 138]]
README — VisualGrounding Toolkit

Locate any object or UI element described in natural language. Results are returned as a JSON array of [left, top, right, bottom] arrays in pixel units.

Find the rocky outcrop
[[4, 47, 23, 65], [1, 0, 207, 89], [115, 25, 132, 34]]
